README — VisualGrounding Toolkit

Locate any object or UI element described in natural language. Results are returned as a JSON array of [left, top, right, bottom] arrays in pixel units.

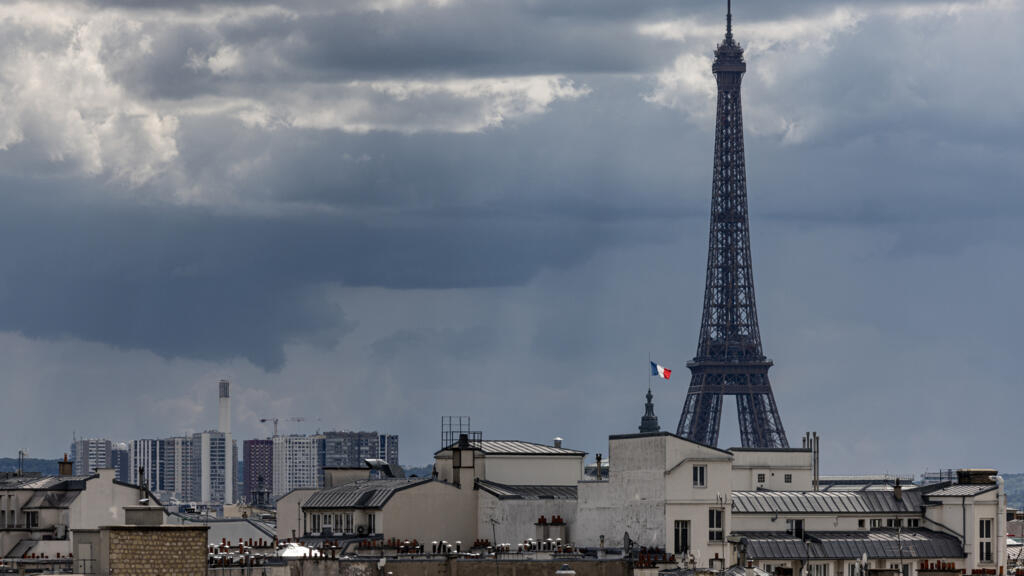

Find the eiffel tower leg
[[678, 382, 723, 447], [677, 371, 704, 441], [735, 377, 788, 448], [758, 386, 789, 448]]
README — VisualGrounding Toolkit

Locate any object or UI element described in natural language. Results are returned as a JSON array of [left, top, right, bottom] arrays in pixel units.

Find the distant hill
[[1004, 473, 1024, 509], [0, 457, 59, 475], [403, 465, 432, 478]]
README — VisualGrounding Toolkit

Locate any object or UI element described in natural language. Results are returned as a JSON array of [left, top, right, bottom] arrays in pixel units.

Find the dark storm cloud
[[0, 166, 669, 370], [0, 0, 1022, 472]]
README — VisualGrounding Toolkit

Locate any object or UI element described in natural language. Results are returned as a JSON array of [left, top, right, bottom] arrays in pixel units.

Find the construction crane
[[259, 417, 306, 437]]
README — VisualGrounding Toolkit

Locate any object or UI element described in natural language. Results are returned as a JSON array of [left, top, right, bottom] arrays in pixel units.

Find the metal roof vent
[[553, 437, 563, 449]]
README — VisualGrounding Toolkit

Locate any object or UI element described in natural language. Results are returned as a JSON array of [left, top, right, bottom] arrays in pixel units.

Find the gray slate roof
[[302, 477, 432, 510], [475, 479, 577, 500], [732, 490, 923, 515], [168, 514, 276, 543], [22, 491, 80, 509], [923, 484, 996, 497], [1009, 545, 1022, 562], [661, 566, 772, 576], [0, 476, 92, 491], [6, 539, 38, 559], [737, 529, 964, 560], [436, 440, 585, 456]]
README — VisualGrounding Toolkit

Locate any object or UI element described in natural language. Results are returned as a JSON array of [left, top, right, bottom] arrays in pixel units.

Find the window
[[784, 474, 792, 484], [848, 563, 857, 576], [887, 518, 903, 528], [906, 519, 919, 528], [979, 518, 993, 562], [311, 513, 321, 533], [693, 465, 706, 487], [787, 519, 804, 539], [810, 564, 830, 576], [343, 512, 354, 533], [674, 520, 690, 555], [870, 519, 882, 528], [26, 511, 38, 528], [858, 519, 865, 529], [757, 473, 766, 483], [708, 509, 723, 541], [368, 513, 377, 534], [889, 564, 909, 576]]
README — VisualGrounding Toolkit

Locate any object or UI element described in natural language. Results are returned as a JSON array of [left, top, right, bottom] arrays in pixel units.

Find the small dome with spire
[[639, 387, 660, 434]]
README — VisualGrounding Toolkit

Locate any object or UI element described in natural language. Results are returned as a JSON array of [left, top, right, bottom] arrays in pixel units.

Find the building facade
[[160, 436, 192, 503], [292, 437, 585, 545], [378, 434, 399, 467], [190, 431, 234, 505], [273, 435, 321, 499], [0, 468, 165, 561], [322, 431, 378, 469], [70, 439, 112, 476], [129, 439, 163, 492], [243, 438, 274, 506], [110, 443, 131, 483]]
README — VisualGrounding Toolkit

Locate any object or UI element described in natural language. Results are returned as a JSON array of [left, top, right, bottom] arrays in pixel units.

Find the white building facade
[[273, 435, 322, 499]]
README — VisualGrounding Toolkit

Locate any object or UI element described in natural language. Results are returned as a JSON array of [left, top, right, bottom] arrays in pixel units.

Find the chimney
[[218, 380, 231, 434], [58, 454, 73, 477], [553, 437, 563, 449], [894, 478, 902, 501]]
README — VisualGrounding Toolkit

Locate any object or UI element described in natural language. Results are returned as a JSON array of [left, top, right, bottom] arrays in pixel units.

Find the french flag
[[651, 361, 672, 380]]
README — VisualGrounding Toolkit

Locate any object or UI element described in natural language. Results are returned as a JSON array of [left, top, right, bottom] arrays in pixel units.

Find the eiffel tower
[[676, 1, 789, 449]]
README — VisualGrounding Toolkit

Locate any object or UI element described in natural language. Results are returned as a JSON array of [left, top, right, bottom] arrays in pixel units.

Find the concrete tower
[[218, 379, 234, 503], [218, 379, 231, 434]]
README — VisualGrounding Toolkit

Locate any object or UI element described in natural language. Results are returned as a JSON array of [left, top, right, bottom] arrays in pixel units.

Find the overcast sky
[[0, 0, 1021, 475]]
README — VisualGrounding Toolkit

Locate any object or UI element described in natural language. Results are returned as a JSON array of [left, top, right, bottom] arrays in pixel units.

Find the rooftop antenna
[[726, 0, 733, 39]]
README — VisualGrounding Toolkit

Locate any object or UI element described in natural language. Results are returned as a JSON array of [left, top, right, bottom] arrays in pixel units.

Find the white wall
[[382, 481, 477, 545], [925, 489, 1005, 574], [275, 488, 318, 541], [576, 435, 669, 550], [477, 491, 577, 546], [482, 455, 582, 486], [729, 450, 813, 491]]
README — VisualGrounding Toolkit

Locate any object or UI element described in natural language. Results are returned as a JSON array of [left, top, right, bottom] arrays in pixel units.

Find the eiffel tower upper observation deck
[[675, 1, 789, 449]]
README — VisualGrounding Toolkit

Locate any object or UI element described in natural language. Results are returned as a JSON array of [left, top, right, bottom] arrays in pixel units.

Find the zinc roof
[[0, 476, 92, 491], [302, 477, 431, 510], [923, 484, 996, 497], [732, 490, 923, 515], [1008, 545, 1022, 562], [436, 440, 585, 456], [22, 491, 80, 509], [475, 479, 577, 500], [738, 529, 964, 560], [6, 539, 38, 559]]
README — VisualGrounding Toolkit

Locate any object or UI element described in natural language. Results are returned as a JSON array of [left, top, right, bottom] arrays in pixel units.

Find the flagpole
[[648, 351, 651, 391]]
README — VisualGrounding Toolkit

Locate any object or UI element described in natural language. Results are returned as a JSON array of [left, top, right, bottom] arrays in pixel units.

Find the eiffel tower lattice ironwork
[[676, 1, 789, 449]]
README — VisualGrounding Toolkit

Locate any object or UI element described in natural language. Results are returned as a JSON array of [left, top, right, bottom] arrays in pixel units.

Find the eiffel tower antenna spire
[[727, 0, 733, 39]]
